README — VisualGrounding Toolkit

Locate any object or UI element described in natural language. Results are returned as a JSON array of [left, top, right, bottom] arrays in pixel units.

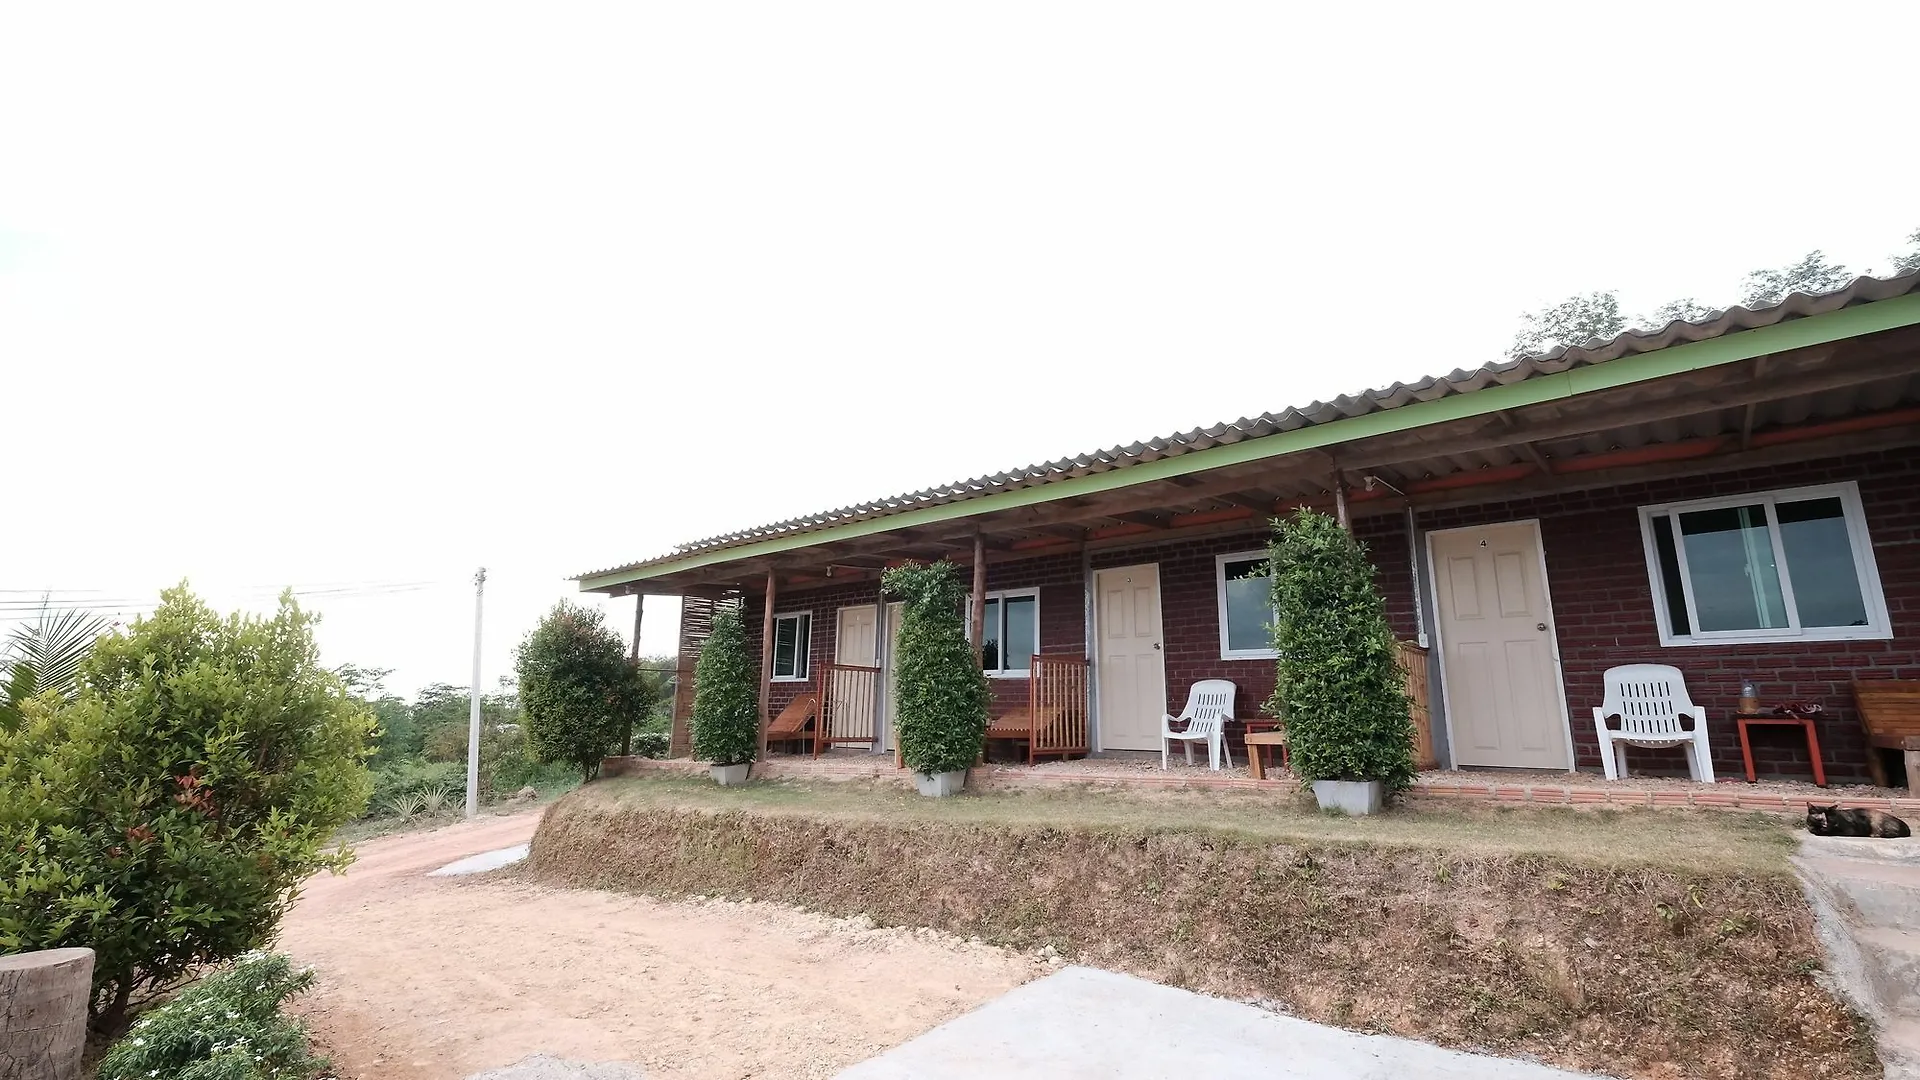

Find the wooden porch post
[[872, 589, 887, 753], [622, 593, 643, 756], [1333, 474, 1351, 530], [757, 570, 776, 768], [970, 530, 987, 663]]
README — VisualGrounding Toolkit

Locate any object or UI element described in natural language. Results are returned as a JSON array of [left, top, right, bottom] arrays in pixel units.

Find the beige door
[[836, 603, 903, 748], [1430, 521, 1570, 770], [1095, 563, 1167, 751]]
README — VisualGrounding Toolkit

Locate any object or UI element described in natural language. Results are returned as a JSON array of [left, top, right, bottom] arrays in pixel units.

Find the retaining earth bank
[[527, 782, 1877, 1080]]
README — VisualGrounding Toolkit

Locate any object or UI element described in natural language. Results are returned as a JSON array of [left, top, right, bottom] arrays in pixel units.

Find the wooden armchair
[[766, 692, 820, 755]]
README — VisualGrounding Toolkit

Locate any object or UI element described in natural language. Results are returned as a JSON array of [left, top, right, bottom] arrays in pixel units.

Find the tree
[[1, 604, 107, 728], [1643, 297, 1720, 328], [688, 606, 759, 767], [1508, 291, 1627, 359], [1740, 250, 1851, 308], [1891, 228, 1920, 276], [884, 561, 990, 777], [515, 600, 646, 783], [0, 586, 374, 1035], [1264, 510, 1416, 793]]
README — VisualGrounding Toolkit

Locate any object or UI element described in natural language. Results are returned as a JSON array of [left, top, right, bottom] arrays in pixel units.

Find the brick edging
[[597, 756, 1920, 817]]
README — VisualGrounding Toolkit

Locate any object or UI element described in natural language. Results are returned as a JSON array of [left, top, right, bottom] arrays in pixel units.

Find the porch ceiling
[[583, 277, 1920, 596]]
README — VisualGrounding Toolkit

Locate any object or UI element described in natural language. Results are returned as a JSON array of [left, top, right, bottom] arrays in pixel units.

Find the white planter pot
[[1312, 779, 1384, 816], [914, 769, 967, 798], [710, 763, 751, 786]]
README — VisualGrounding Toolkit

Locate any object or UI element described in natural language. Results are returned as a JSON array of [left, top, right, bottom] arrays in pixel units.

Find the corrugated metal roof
[[578, 271, 1920, 579]]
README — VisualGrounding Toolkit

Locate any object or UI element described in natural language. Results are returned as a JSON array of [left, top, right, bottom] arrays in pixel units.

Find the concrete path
[[428, 843, 530, 876], [836, 966, 1603, 1079], [1794, 835, 1920, 1079]]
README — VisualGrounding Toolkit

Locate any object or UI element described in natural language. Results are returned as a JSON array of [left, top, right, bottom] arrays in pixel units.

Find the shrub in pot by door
[[883, 561, 991, 797], [690, 606, 759, 785], [1265, 509, 1417, 815]]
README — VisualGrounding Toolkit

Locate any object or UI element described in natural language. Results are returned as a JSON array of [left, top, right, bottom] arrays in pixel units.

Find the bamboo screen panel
[[1396, 640, 1437, 770], [1028, 654, 1090, 759], [818, 663, 880, 754]]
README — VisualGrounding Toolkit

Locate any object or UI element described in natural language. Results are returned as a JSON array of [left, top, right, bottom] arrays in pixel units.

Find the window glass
[[1776, 497, 1869, 628], [1677, 504, 1788, 632], [979, 598, 1001, 672], [1221, 557, 1273, 654], [1648, 515, 1692, 637], [772, 614, 809, 679], [1002, 595, 1037, 672]]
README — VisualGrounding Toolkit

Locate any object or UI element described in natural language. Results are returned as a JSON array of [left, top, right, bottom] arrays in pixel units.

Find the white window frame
[[1635, 481, 1891, 647], [1215, 550, 1279, 660], [972, 587, 1040, 678], [770, 610, 812, 681]]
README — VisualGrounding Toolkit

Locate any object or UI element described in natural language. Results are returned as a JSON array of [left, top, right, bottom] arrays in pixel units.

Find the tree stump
[[0, 948, 93, 1080]]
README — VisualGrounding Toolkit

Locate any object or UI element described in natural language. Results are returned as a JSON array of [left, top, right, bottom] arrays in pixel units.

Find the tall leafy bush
[[516, 600, 649, 783], [0, 587, 374, 1034], [884, 561, 989, 776], [689, 606, 758, 767], [1265, 510, 1416, 792]]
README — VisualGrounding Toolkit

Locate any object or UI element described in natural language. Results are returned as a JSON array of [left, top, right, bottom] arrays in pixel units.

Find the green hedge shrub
[[690, 606, 758, 766], [517, 601, 649, 782], [97, 952, 326, 1080], [1265, 510, 1416, 792], [0, 588, 373, 1034], [632, 731, 670, 758], [884, 561, 989, 776]]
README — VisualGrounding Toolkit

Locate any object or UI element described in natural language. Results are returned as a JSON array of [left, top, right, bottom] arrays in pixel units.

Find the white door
[[1095, 563, 1167, 751], [836, 603, 903, 748], [1429, 521, 1571, 770]]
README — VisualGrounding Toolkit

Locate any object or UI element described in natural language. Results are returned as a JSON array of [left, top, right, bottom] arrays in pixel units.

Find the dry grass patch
[[525, 776, 1871, 1080], [580, 774, 1799, 873]]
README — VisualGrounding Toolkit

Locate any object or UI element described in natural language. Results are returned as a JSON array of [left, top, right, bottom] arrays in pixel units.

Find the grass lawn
[[584, 773, 1800, 875]]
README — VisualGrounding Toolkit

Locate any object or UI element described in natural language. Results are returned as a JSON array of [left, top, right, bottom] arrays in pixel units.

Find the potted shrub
[[883, 561, 990, 797], [1265, 509, 1416, 814], [689, 605, 758, 784]]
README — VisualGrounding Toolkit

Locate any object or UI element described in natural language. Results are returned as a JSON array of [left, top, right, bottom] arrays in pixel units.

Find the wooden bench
[[1853, 680, 1920, 790], [767, 692, 820, 755]]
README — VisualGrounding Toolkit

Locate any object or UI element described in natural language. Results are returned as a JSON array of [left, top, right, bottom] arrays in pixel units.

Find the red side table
[[1735, 710, 1827, 787]]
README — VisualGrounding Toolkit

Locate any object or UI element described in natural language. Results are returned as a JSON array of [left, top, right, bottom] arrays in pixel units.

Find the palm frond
[[3, 603, 109, 705]]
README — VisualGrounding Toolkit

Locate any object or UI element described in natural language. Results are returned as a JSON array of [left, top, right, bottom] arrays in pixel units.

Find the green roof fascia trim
[[580, 291, 1920, 592]]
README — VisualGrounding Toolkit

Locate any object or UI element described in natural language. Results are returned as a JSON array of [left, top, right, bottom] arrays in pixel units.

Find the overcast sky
[[3, 2, 1916, 697]]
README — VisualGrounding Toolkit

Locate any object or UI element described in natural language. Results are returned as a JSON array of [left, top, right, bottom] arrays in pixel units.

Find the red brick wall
[[742, 578, 883, 727], [1416, 447, 1920, 783], [1088, 518, 1418, 758]]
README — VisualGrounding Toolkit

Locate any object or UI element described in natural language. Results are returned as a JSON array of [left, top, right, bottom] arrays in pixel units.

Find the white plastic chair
[[1592, 664, 1715, 783], [1161, 680, 1237, 770]]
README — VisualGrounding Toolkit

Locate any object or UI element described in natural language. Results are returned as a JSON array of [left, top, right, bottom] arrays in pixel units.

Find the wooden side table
[[1245, 732, 1290, 780], [1735, 711, 1827, 787]]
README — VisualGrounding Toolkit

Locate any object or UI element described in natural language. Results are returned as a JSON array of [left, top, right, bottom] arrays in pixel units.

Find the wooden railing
[[817, 663, 881, 755], [1396, 640, 1437, 770], [1027, 654, 1090, 761]]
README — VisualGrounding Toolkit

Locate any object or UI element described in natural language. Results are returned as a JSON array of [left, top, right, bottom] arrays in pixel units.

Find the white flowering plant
[[96, 952, 328, 1080]]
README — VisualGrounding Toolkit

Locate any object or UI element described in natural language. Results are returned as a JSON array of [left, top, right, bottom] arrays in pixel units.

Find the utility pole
[[465, 567, 487, 819]]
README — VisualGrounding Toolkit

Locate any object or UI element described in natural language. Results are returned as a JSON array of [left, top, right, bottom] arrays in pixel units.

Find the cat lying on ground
[[1806, 804, 1912, 838]]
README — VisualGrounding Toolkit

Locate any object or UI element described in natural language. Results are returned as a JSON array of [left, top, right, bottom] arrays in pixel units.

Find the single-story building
[[578, 271, 1920, 784]]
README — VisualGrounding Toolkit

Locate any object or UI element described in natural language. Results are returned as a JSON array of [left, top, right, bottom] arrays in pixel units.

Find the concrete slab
[[837, 967, 1603, 1080], [429, 843, 530, 877]]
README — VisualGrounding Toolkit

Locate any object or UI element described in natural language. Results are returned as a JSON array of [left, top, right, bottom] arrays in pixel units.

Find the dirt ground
[[280, 809, 1039, 1080]]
